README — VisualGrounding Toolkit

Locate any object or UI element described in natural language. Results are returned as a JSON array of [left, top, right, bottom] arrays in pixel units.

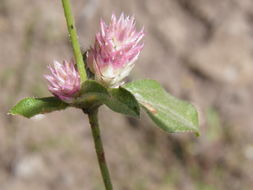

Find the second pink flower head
[[45, 60, 80, 102], [87, 13, 144, 87]]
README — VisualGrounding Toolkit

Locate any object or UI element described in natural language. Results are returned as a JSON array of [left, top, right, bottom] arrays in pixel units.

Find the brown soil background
[[1, 0, 253, 190]]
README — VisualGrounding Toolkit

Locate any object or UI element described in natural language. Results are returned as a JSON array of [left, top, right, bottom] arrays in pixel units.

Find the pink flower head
[[44, 60, 80, 102], [87, 13, 144, 87]]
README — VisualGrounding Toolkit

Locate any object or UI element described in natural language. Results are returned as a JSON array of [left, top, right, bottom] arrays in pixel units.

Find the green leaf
[[124, 79, 199, 133], [9, 97, 69, 118], [74, 80, 140, 117], [105, 87, 140, 118]]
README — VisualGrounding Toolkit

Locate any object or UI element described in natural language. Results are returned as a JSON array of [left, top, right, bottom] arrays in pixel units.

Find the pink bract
[[44, 60, 80, 102], [87, 13, 144, 87]]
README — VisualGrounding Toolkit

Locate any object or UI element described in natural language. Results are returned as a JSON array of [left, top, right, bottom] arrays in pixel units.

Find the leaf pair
[[9, 80, 140, 118], [9, 80, 199, 134]]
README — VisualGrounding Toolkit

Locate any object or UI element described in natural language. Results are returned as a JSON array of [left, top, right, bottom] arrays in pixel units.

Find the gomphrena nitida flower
[[44, 60, 80, 102], [9, 5, 200, 189], [87, 13, 144, 87]]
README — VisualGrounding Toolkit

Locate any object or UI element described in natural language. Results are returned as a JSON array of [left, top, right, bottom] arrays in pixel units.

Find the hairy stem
[[87, 108, 113, 190], [61, 0, 87, 83]]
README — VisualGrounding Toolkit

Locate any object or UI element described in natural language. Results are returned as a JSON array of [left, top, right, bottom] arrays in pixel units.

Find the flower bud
[[44, 60, 80, 102], [87, 13, 144, 87]]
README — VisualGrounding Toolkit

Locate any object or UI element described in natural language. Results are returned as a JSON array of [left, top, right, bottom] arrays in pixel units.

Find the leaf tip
[[7, 111, 14, 116], [8, 107, 17, 116], [7, 109, 30, 119]]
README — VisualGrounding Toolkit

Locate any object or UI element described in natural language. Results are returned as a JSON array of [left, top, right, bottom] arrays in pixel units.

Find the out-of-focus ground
[[1, 0, 253, 189]]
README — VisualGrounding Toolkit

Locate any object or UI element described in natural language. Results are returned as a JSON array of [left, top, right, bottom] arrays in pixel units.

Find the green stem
[[87, 108, 113, 190], [61, 0, 87, 83]]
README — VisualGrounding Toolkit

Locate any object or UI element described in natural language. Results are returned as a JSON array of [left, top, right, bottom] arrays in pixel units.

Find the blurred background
[[1, 0, 253, 189]]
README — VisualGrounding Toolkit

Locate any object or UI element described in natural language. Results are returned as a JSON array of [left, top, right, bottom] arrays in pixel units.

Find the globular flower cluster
[[44, 60, 80, 102], [87, 13, 144, 87], [45, 13, 144, 101]]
